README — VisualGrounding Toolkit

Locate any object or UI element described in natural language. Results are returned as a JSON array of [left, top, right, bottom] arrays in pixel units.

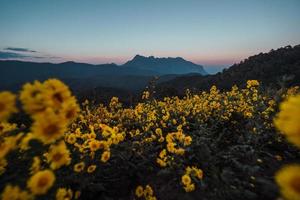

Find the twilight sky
[[0, 0, 300, 71]]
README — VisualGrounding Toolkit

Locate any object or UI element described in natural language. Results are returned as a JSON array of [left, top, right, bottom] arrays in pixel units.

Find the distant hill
[[2, 45, 299, 103], [0, 55, 206, 92], [0, 61, 154, 90], [156, 45, 300, 96]]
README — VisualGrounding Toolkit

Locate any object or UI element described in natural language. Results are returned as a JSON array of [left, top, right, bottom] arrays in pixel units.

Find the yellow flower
[[144, 185, 153, 197], [60, 97, 80, 123], [66, 133, 77, 144], [99, 124, 115, 137], [172, 119, 177, 125], [135, 186, 144, 198], [19, 133, 34, 151], [89, 139, 100, 152], [87, 165, 97, 173], [0, 158, 7, 175], [274, 94, 300, 147], [159, 149, 167, 158], [156, 158, 167, 167], [181, 174, 192, 186], [0, 91, 17, 121], [101, 151, 111, 163], [20, 79, 79, 125], [0, 136, 18, 159], [75, 128, 82, 137], [74, 162, 85, 172], [27, 169, 56, 195], [158, 137, 164, 143], [43, 79, 72, 109], [175, 148, 185, 155], [20, 80, 47, 115], [0, 122, 17, 135], [193, 167, 204, 180], [31, 108, 68, 144], [166, 142, 175, 153], [184, 136, 192, 146], [116, 133, 125, 142], [0, 141, 12, 160], [30, 156, 41, 174], [244, 111, 253, 118], [1, 185, 33, 200], [56, 188, 73, 200], [155, 128, 162, 136], [184, 183, 195, 192], [246, 80, 259, 88], [275, 164, 300, 200], [98, 141, 109, 150], [45, 141, 71, 170]]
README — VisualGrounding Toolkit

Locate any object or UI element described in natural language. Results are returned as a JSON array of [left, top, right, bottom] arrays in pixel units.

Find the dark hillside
[[157, 45, 300, 96]]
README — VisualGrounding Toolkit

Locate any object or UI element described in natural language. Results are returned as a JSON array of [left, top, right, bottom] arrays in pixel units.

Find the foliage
[[157, 45, 300, 97], [0, 79, 300, 200]]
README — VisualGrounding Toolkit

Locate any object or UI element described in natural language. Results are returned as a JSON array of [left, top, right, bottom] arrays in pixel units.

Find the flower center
[[53, 92, 63, 103], [66, 109, 76, 119], [37, 177, 49, 188], [291, 176, 300, 193], [45, 124, 60, 136], [0, 103, 5, 112], [52, 153, 63, 161]]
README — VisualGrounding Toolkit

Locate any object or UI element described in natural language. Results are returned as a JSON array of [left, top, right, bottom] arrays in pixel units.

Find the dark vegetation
[[1, 44, 300, 200], [1, 45, 299, 106], [156, 45, 300, 97], [83, 45, 300, 104]]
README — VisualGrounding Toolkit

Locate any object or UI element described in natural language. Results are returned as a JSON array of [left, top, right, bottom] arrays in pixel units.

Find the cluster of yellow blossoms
[[274, 94, 300, 200], [0, 91, 18, 175], [0, 78, 299, 199], [135, 185, 157, 200], [65, 122, 125, 169], [55, 187, 80, 200], [166, 130, 192, 155], [20, 79, 79, 143], [0, 79, 80, 199], [0, 91, 17, 121], [181, 166, 203, 192], [156, 130, 192, 167]]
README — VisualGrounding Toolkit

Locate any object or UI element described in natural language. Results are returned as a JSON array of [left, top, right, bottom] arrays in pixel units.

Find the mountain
[[0, 55, 206, 93], [156, 45, 300, 96], [123, 55, 207, 75]]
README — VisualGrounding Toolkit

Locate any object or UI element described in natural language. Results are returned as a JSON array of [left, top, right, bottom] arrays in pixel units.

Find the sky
[[0, 0, 300, 72]]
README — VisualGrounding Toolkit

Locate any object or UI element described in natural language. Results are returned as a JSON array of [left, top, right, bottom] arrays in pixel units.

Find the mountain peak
[[132, 55, 156, 61], [133, 54, 145, 59], [132, 55, 185, 62], [123, 55, 207, 75]]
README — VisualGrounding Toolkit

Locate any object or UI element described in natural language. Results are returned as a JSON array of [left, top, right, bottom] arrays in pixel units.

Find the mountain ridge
[[0, 55, 206, 92], [123, 55, 207, 75], [156, 44, 300, 96]]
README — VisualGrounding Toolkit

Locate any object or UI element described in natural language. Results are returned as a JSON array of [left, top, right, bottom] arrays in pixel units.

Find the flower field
[[0, 79, 300, 200]]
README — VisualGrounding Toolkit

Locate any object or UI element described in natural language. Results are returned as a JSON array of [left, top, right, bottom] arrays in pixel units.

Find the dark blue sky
[[0, 0, 299, 71]]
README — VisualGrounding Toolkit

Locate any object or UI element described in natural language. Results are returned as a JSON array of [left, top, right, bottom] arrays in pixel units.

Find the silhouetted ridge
[[123, 55, 207, 75], [0, 55, 207, 93], [156, 45, 300, 96]]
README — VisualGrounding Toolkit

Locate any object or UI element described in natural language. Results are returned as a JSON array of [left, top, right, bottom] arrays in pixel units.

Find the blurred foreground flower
[[274, 94, 300, 147], [275, 165, 300, 200]]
